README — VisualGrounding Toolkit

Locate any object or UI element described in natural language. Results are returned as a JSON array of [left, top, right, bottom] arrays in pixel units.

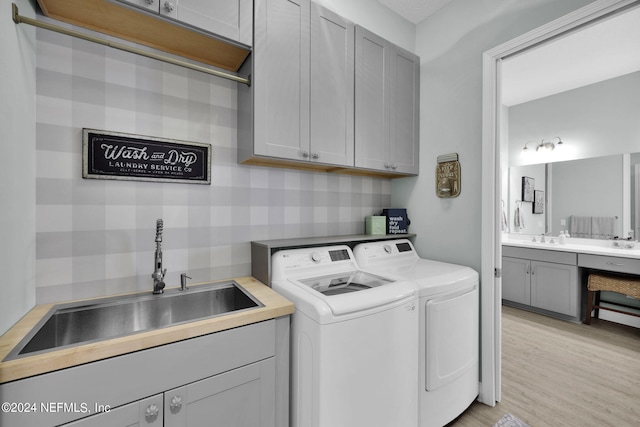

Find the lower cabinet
[[163, 359, 275, 427], [63, 395, 164, 426], [0, 318, 289, 427], [63, 359, 275, 427], [502, 246, 579, 319]]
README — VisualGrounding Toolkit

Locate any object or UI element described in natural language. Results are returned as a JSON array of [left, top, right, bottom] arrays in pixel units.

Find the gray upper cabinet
[[118, 0, 252, 46], [310, 3, 355, 167], [238, 0, 419, 176], [355, 26, 419, 175], [239, 0, 354, 168], [242, 0, 311, 163]]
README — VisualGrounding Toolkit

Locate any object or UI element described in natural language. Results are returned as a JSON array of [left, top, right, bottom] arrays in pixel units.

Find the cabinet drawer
[[502, 246, 577, 265], [578, 254, 640, 275]]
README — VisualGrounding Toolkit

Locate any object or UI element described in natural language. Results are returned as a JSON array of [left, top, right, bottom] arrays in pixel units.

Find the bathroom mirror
[[500, 6, 640, 239], [506, 153, 640, 239]]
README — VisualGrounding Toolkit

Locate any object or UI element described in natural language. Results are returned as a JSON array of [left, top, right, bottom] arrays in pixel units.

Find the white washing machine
[[354, 239, 479, 427], [271, 245, 418, 427]]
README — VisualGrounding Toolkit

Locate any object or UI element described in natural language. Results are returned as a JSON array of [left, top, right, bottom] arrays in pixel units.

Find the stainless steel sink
[[4, 281, 262, 360]]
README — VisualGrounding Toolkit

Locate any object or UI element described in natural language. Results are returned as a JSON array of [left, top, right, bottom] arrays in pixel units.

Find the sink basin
[[5, 281, 262, 360]]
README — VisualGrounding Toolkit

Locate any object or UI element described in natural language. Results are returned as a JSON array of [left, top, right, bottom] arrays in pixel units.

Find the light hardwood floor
[[448, 305, 640, 426]]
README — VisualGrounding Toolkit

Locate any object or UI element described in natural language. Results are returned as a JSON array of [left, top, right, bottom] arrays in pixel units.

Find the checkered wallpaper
[[35, 28, 392, 303]]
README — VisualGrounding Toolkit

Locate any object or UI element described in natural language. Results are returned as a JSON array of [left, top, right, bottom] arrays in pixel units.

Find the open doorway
[[481, 0, 640, 406]]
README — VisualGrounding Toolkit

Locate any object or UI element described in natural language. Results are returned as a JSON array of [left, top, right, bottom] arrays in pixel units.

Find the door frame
[[479, 0, 639, 405]]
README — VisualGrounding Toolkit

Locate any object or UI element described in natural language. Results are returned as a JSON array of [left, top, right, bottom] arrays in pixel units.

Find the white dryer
[[271, 245, 418, 427], [354, 239, 479, 427]]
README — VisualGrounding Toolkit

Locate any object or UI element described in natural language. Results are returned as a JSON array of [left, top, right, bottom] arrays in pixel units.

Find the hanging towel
[[591, 216, 616, 239], [514, 202, 525, 230], [501, 200, 508, 232], [570, 215, 591, 238]]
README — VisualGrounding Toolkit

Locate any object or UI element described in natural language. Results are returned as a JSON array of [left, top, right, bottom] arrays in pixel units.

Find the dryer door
[[425, 285, 479, 391]]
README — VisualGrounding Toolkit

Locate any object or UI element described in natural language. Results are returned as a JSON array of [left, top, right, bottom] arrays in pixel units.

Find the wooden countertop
[[0, 277, 294, 384]]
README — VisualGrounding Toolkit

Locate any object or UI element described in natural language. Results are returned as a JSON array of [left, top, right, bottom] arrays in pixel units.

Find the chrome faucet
[[152, 219, 167, 294], [180, 273, 191, 291]]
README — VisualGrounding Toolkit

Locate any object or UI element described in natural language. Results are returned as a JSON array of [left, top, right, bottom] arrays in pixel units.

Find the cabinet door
[[309, 4, 354, 166], [62, 395, 163, 427], [355, 26, 389, 171], [118, 0, 160, 13], [388, 45, 419, 174], [502, 257, 531, 305], [168, 0, 252, 45], [164, 358, 276, 427], [253, 0, 310, 161], [530, 261, 578, 317]]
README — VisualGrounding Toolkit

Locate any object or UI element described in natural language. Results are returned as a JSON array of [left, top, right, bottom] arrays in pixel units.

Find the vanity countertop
[[0, 276, 294, 384], [502, 235, 640, 259]]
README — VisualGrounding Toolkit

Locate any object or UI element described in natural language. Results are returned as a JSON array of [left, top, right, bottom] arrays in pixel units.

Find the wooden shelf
[[37, 0, 250, 72]]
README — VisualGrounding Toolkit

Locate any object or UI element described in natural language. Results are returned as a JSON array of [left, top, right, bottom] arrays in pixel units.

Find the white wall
[[509, 71, 640, 166], [391, 0, 595, 272], [0, 0, 36, 335]]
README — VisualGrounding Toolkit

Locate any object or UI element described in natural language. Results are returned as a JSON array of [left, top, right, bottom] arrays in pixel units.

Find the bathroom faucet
[[152, 219, 167, 294]]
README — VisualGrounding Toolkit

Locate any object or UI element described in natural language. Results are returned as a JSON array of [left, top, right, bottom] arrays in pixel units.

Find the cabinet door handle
[[170, 395, 183, 412], [311, 153, 319, 160], [163, 1, 175, 12], [145, 403, 160, 419], [606, 262, 624, 267], [301, 151, 310, 158], [145, 0, 155, 4], [531, 266, 535, 275]]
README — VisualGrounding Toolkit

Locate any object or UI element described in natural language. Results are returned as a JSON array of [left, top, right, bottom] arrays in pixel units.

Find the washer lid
[[299, 270, 393, 296], [289, 273, 416, 317]]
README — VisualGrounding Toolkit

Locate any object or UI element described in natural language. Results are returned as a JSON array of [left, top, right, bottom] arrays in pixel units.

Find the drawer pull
[[606, 262, 625, 267]]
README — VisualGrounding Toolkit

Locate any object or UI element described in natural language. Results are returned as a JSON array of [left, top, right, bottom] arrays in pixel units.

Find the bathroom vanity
[[502, 236, 640, 324]]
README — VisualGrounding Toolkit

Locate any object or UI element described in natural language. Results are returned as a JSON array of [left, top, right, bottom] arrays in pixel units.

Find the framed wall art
[[521, 176, 534, 202], [533, 190, 544, 214], [83, 128, 211, 184]]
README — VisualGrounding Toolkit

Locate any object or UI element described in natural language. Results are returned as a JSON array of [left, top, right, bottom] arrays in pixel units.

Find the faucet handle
[[180, 273, 191, 291]]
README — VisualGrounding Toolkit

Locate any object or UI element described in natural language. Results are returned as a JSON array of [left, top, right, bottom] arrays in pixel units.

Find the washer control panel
[[275, 246, 357, 272]]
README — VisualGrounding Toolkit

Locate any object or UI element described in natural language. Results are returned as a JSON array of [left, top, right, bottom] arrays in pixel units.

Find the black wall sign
[[83, 129, 211, 184]]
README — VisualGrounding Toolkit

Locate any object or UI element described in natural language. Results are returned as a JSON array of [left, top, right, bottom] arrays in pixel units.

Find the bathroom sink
[[5, 281, 262, 360]]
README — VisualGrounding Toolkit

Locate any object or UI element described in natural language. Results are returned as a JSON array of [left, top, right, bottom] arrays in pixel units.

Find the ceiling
[[378, 0, 454, 24], [380, 1, 640, 107], [500, 5, 640, 106]]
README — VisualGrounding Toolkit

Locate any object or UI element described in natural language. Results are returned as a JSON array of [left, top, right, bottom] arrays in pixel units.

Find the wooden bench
[[584, 273, 640, 324]]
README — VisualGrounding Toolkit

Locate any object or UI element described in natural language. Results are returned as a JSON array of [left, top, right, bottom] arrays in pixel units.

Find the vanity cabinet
[[502, 246, 579, 319], [0, 318, 289, 427], [354, 26, 420, 175], [117, 0, 252, 46]]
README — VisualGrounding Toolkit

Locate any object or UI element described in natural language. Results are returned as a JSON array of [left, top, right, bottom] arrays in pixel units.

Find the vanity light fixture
[[520, 141, 536, 157], [521, 137, 564, 155], [537, 136, 564, 152]]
